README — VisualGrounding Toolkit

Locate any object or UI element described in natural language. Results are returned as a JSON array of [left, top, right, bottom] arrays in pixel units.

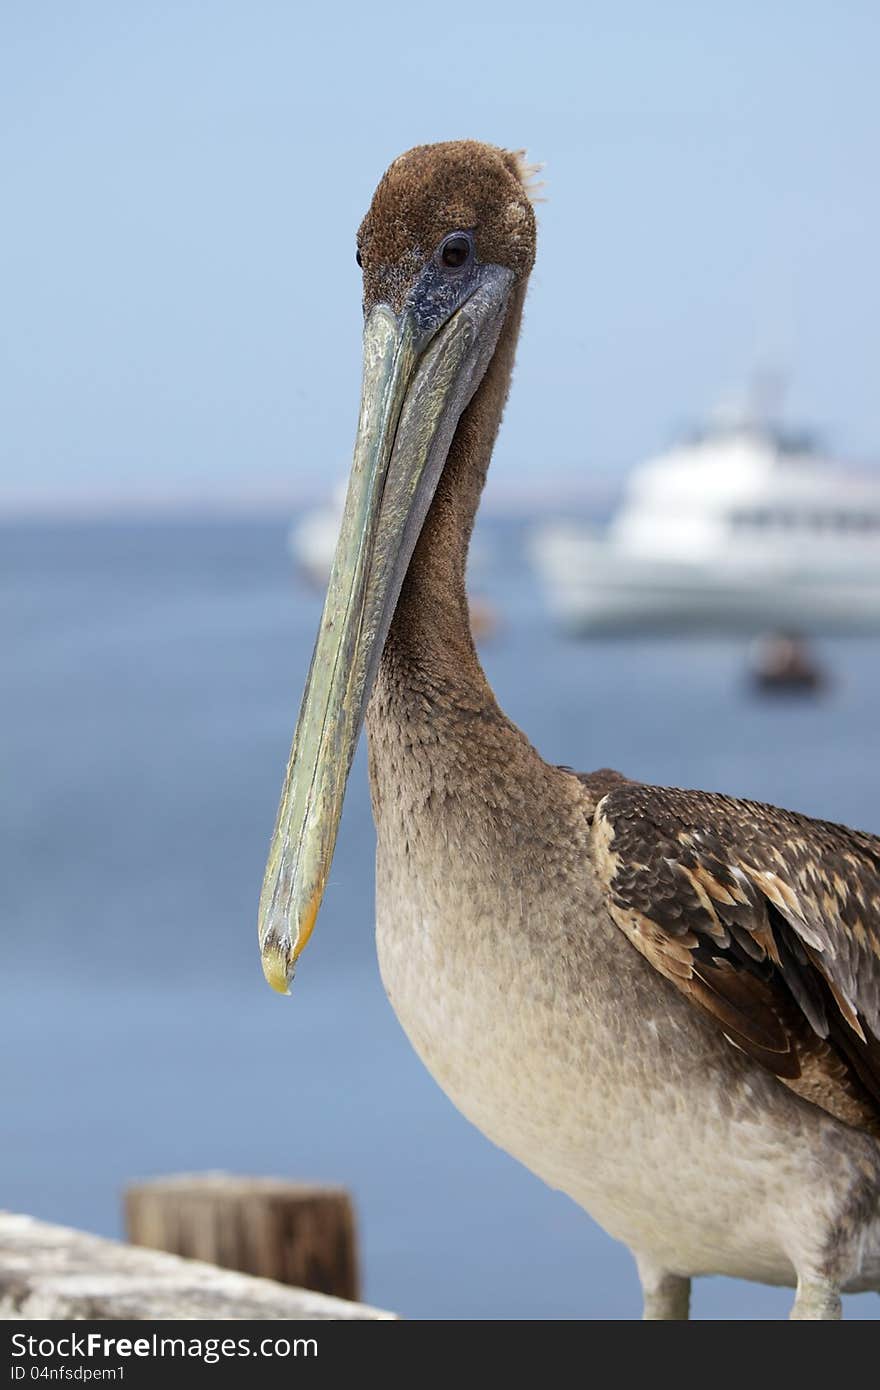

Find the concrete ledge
[[0, 1213, 396, 1320]]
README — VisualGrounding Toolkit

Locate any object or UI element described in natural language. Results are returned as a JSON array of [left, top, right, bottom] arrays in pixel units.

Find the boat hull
[[532, 531, 880, 635]]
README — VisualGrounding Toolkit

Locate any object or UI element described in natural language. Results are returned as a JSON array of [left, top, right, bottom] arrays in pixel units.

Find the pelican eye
[[439, 234, 472, 270]]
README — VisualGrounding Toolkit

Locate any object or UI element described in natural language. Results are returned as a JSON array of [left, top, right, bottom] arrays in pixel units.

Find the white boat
[[288, 485, 347, 589], [289, 486, 500, 637], [531, 411, 880, 635]]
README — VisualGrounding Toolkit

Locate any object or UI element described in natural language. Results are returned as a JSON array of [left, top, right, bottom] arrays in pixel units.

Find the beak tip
[[261, 938, 294, 996]]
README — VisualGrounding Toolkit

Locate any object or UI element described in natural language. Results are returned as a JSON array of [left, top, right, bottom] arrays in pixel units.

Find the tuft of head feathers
[[357, 140, 538, 313], [507, 149, 546, 204]]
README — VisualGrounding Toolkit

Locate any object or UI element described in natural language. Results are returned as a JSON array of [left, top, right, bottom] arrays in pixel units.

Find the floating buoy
[[468, 595, 500, 643]]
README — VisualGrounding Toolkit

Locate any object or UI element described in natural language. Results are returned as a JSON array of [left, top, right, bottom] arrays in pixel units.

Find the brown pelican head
[[258, 141, 537, 994]]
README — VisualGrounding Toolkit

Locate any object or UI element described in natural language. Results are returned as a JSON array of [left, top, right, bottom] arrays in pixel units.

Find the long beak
[[258, 266, 513, 993]]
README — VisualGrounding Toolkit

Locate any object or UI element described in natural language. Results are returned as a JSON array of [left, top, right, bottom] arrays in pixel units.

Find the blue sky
[[2, 1, 878, 513]]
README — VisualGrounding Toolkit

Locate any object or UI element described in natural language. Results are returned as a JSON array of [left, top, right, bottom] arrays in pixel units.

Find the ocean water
[[2, 517, 878, 1321]]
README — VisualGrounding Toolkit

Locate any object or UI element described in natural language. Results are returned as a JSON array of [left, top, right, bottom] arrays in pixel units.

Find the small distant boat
[[531, 401, 880, 635], [288, 485, 348, 590], [748, 632, 827, 694], [289, 487, 500, 639]]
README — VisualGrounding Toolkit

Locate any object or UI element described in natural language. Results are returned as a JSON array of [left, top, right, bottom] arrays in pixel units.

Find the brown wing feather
[[588, 779, 880, 1136]]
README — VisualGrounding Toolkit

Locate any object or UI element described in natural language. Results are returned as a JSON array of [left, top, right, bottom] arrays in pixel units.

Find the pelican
[[258, 141, 880, 1319]]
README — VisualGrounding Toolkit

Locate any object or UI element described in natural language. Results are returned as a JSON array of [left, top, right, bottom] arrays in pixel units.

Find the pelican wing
[[588, 779, 880, 1134]]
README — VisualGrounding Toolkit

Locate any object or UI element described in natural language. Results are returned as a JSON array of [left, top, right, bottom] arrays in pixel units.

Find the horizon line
[[0, 476, 622, 523]]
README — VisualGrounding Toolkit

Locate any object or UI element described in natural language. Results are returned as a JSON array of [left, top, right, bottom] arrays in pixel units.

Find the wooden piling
[[124, 1173, 359, 1302]]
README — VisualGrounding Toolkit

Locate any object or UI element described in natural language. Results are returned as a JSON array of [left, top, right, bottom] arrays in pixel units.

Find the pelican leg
[[790, 1276, 842, 1320], [635, 1254, 691, 1320]]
